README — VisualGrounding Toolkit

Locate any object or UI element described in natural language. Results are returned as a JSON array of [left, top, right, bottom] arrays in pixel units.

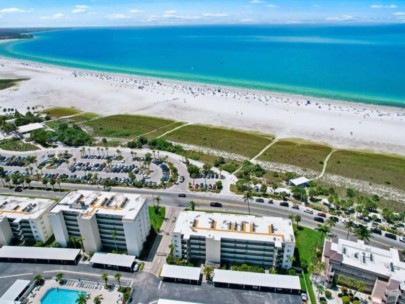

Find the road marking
[[0, 272, 34, 279], [158, 281, 163, 289]]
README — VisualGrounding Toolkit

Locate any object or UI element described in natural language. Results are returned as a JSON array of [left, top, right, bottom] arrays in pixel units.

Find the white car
[[304, 209, 313, 214], [399, 236, 405, 243]]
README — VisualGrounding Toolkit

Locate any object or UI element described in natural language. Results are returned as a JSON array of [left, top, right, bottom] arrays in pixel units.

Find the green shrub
[[325, 290, 332, 299]]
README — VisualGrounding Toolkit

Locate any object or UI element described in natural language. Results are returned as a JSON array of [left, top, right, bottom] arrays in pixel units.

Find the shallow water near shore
[[1, 25, 405, 107]]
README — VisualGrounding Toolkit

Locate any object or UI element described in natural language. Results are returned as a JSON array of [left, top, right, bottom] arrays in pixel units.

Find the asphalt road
[[1, 185, 404, 251]]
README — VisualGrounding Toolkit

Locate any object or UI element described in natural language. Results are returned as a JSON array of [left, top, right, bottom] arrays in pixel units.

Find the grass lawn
[[294, 225, 323, 269], [327, 150, 405, 191], [149, 206, 166, 232], [0, 78, 27, 90], [67, 112, 99, 123], [165, 124, 273, 158], [86, 115, 177, 138], [304, 272, 316, 304], [259, 139, 332, 172], [0, 139, 39, 151], [43, 107, 81, 118]]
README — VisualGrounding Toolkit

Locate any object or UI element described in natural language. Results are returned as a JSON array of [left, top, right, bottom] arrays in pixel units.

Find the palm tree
[[50, 178, 56, 190], [93, 295, 102, 304], [189, 200, 196, 211], [114, 272, 122, 287], [69, 236, 77, 248], [111, 230, 118, 252], [76, 236, 85, 254], [55, 272, 64, 284], [25, 177, 32, 189], [355, 225, 371, 242], [4, 176, 10, 187], [42, 177, 48, 190], [316, 225, 330, 243], [344, 221, 356, 240], [154, 196, 161, 214], [203, 266, 214, 280], [76, 293, 88, 304], [295, 215, 301, 227], [34, 274, 43, 286], [243, 190, 253, 215], [101, 272, 109, 288], [326, 217, 336, 229]]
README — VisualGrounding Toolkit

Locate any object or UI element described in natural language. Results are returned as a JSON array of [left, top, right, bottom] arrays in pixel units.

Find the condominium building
[[48, 190, 150, 256], [323, 238, 405, 304], [172, 211, 295, 269], [0, 196, 55, 245]]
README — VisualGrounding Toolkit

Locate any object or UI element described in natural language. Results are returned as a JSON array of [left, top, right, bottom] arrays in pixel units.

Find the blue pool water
[[1, 25, 405, 107], [41, 288, 87, 304]]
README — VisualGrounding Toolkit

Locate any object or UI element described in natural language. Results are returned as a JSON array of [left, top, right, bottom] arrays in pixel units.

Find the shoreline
[[1, 38, 404, 108], [1, 57, 405, 155]]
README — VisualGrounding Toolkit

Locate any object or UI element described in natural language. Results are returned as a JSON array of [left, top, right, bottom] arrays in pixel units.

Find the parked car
[[329, 216, 339, 223], [280, 202, 289, 207], [399, 236, 405, 243], [255, 198, 264, 203], [178, 194, 187, 198], [210, 202, 222, 208], [292, 205, 299, 210], [133, 263, 140, 272], [268, 199, 274, 204], [301, 293, 308, 302], [385, 233, 397, 240], [371, 228, 382, 235], [317, 212, 327, 218], [304, 209, 313, 214], [14, 187, 23, 192], [314, 217, 325, 223]]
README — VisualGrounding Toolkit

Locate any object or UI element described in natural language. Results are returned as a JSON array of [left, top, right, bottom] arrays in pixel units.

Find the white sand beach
[[1, 57, 405, 155]]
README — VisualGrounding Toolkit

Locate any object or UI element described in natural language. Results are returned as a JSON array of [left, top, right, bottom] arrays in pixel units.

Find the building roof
[[161, 264, 201, 281], [90, 253, 135, 268], [289, 177, 309, 186], [213, 269, 301, 290], [157, 300, 202, 304], [0, 279, 30, 303], [173, 211, 295, 243], [0, 195, 55, 222], [328, 239, 405, 281], [49, 190, 146, 220], [17, 123, 43, 134], [0, 246, 80, 262]]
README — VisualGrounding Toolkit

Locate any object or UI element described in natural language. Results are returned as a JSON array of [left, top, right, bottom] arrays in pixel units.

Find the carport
[[0, 246, 81, 265], [90, 253, 136, 272], [212, 269, 301, 294], [0, 279, 33, 304], [160, 264, 202, 285]]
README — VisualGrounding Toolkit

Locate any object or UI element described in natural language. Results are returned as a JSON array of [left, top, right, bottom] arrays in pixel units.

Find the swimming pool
[[41, 288, 87, 304]]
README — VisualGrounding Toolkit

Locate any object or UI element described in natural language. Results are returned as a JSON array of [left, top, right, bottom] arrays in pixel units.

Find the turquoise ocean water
[[1, 25, 405, 107]]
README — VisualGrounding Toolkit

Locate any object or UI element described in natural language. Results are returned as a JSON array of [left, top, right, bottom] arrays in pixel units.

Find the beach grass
[[0, 78, 27, 90], [164, 124, 273, 158], [44, 107, 81, 118], [0, 139, 39, 151], [259, 139, 332, 172], [85, 115, 178, 138], [144, 122, 186, 139], [327, 150, 405, 191]]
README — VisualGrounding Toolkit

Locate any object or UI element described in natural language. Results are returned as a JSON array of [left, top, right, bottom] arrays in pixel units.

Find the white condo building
[[48, 191, 150, 256], [172, 211, 295, 269], [0, 196, 55, 245]]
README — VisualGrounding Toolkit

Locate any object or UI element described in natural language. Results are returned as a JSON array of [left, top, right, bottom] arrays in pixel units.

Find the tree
[[70, 235, 77, 248], [34, 274, 43, 286], [316, 225, 330, 243], [75, 293, 88, 304], [243, 190, 253, 215], [189, 200, 196, 211], [42, 177, 49, 190], [93, 295, 101, 304], [111, 230, 118, 252], [355, 225, 371, 242], [50, 178, 56, 190], [295, 215, 301, 227], [344, 221, 356, 240], [203, 266, 214, 280], [326, 217, 336, 229], [55, 272, 64, 284], [154, 196, 161, 214], [101, 272, 109, 288], [114, 272, 122, 287], [25, 176, 32, 188]]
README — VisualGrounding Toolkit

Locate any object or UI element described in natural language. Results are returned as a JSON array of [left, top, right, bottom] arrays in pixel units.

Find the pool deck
[[27, 279, 122, 304]]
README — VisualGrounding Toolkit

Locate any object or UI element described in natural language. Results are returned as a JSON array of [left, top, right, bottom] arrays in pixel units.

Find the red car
[[317, 212, 327, 218]]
